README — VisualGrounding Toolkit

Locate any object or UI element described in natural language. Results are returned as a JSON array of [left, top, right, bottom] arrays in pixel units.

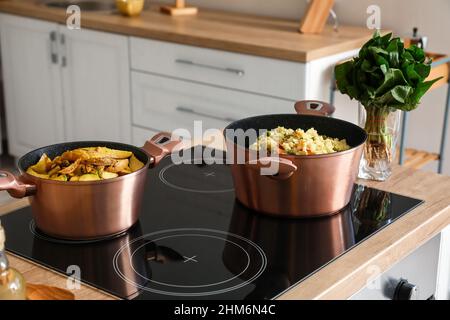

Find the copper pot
[[0, 132, 182, 240], [224, 100, 367, 218]]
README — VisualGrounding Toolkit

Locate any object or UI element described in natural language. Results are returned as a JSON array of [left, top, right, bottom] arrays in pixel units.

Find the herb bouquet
[[335, 31, 441, 180]]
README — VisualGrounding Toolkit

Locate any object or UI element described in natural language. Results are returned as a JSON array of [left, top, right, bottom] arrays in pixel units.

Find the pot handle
[[294, 100, 335, 117], [142, 132, 184, 168], [246, 157, 298, 180], [0, 170, 36, 198]]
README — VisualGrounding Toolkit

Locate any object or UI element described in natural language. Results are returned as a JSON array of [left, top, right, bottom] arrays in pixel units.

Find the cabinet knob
[[393, 279, 418, 300]]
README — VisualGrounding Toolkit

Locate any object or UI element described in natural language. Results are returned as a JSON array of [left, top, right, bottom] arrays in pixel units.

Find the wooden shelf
[[402, 148, 440, 170]]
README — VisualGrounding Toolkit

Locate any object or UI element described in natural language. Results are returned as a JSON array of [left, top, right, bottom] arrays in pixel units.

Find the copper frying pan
[[0, 132, 182, 240]]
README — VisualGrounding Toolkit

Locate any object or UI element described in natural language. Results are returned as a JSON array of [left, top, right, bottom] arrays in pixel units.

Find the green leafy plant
[[335, 31, 440, 111], [334, 31, 442, 172]]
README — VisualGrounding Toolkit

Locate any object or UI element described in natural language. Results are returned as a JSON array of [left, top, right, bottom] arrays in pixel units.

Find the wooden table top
[[1, 152, 450, 300], [0, 0, 374, 62]]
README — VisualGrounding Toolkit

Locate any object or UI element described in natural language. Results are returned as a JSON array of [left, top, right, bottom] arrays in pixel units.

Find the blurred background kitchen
[[0, 0, 448, 174]]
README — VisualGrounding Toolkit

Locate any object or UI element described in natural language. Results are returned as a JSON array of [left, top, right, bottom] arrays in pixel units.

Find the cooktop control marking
[[203, 172, 216, 177], [183, 255, 198, 263]]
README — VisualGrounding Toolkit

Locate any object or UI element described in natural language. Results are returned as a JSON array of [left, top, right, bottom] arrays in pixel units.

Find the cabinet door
[[60, 27, 131, 143], [0, 14, 64, 157]]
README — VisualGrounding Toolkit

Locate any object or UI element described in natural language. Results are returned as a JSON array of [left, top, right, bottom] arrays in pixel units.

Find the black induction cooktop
[[1, 147, 423, 300]]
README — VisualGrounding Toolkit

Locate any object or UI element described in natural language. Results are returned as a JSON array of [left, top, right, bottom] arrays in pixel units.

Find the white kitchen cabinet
[[60, 27, 131, 143], [0, 14, 131, 158], [0, 14, 64, 156], [130, 36, 360, 125], [130, 37, 306, 100], [131, 71, 295, 135]]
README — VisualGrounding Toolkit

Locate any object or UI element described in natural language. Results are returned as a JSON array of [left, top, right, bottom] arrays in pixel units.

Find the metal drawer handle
[[60, 33, 67, 68], [49, 31, 58, 64], [175, 59, 245, 77], [176, 106, 237, 123]]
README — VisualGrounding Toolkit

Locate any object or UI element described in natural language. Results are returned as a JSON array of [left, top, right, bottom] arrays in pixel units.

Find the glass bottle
[[0, 220, 26, 300]]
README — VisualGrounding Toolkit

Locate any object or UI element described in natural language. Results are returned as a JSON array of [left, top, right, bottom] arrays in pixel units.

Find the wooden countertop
[[0, 0, 374, 62], [1, 152, 450, 300]]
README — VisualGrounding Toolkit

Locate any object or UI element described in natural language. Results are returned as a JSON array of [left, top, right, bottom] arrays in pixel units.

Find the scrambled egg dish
[[250, 126, 350, 156]]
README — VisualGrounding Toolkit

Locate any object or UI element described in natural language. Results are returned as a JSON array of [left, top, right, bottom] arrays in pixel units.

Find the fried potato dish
[[26, 147, 145, 181]]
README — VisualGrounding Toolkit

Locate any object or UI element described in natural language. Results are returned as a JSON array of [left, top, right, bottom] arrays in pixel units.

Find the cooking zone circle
[[158, 160, 234, 194], [113, 228, 267, 297]]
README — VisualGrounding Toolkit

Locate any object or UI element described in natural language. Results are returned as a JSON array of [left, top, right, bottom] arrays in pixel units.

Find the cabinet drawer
[[131, 72, 294, 135], [130, 37, 305, 100]]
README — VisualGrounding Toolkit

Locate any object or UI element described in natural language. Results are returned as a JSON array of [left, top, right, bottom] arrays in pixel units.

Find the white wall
[[165, 0, 450, 174]]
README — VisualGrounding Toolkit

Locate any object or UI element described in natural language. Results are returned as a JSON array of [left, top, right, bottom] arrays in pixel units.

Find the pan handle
[[0, 170, 36, 198], [142, 132, 184, 168], [294, 100, 335, 117], [246, 157, 298, 180]]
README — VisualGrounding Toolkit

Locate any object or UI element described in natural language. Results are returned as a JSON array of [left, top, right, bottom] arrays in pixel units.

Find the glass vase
[[358, 103, 401, 181]]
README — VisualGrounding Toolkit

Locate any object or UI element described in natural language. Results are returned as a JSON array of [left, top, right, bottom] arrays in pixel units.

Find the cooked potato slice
[[30, 154, 52, 174], [101, 171, 118, 180], [61, 149, 90, 162], [70, 176, 80, 181], [48, 166, 61, 177], [87, 147, 132, 159], [58, 159, 81, 175], [83, 157, 117, 166], [118, 168, 132, 176], [51, 175, 68, 181], [26, 167, 49, 179], [51, 156, 62, 166], [106, 159, 129, 173], [79, 174, 101, 181], [129, 155, 145, 172]]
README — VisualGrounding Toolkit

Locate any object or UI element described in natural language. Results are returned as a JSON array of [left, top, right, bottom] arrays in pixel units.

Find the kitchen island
[[1, 155, 450, 300]]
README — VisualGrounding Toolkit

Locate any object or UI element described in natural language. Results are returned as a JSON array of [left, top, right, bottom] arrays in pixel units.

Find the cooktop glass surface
[[2, 147, 423, 300]]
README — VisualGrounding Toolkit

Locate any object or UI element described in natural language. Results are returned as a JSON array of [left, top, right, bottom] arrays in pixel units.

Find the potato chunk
[[79, 174, 101, 181], [105, 159, 129, 173], [58, 159, 81, 175], [50, 175, 68, 181], [30, 154, 52, 174], [86, 147, 132, 159], [26, 167, 49, 179], [101, 171, 119, 180], [130, 155, 145, 172]]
